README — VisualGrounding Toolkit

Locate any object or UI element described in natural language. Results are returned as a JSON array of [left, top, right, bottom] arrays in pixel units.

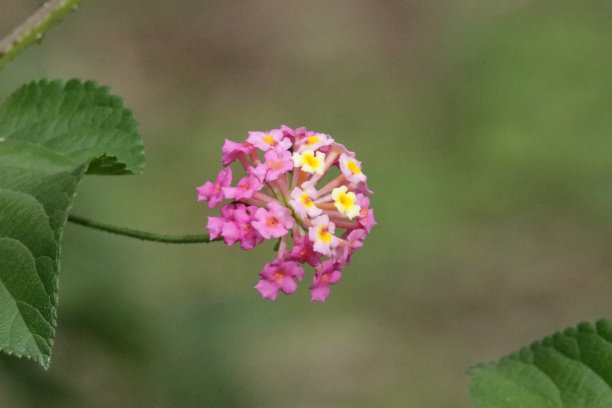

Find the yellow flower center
[[304, 154, 319, 168], [263, 134, 275, 145], [332, 186, 360, 219], [300, 193, 314, 208], [338, 193, 353, 208], [347, 160, 361, 174], [318, 226, 332, 243], [306, 136, 319, 145]]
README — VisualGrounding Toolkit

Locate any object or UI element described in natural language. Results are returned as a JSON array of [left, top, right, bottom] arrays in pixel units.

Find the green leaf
[[470, 318, 612, 408], [0, 79, 145, 368]]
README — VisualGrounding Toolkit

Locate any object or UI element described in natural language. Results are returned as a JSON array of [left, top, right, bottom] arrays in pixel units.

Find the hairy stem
[[0, 0, 84, 70], [68, 214, 217, 244]]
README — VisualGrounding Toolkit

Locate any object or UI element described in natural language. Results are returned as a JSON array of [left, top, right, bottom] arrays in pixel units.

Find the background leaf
[[0, 79, 144, 368], [470, 318, 612, 408]]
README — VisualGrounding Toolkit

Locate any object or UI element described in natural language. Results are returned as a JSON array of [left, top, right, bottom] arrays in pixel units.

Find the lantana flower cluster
[[197, 126, 375, 302]]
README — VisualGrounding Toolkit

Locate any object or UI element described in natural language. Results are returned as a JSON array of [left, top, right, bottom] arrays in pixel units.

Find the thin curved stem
[[68, 214, 217, 244], [0, 0, 84, 70]]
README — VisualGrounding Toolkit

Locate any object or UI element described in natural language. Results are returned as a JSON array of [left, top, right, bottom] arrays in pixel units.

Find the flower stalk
[[67, 214, 215, 244]]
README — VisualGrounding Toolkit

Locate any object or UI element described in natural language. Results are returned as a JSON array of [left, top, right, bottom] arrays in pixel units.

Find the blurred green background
[[1, 0, 611, 406]]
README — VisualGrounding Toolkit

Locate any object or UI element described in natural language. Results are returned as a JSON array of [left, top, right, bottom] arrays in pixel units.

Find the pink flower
[[231, 205, 263, 250], [310, 260, 343, 302], [220, 203, 235, 219], [247, 129, 291, 152], [297, 132, 334, 152], [252, 202, 294, 239], [221, 220, 241, 245], [198, 126, 375, 301], [357, 196, 377, 233], [289, 186, 322, 218], [264, 149, 293, 181], [210, 203, 264, 249], [286, 235, 321, 267], [280, 125, 307, 142], [255, 260, 305, 301], [336, 229, 366, 264], [248, 162, 268, 183], [221, 139, 254, 166], [207, 217, 224, 240], [353, 182, 374, 196], [309, 215, 338, 256], [339, 153, 366, 185], [197, 167, 232, 208], [223, 175, 263, 200]]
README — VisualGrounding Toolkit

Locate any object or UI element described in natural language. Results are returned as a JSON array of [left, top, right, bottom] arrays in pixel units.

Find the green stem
[[0, 0, 84, 70], [68, 214, 217, 244]]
